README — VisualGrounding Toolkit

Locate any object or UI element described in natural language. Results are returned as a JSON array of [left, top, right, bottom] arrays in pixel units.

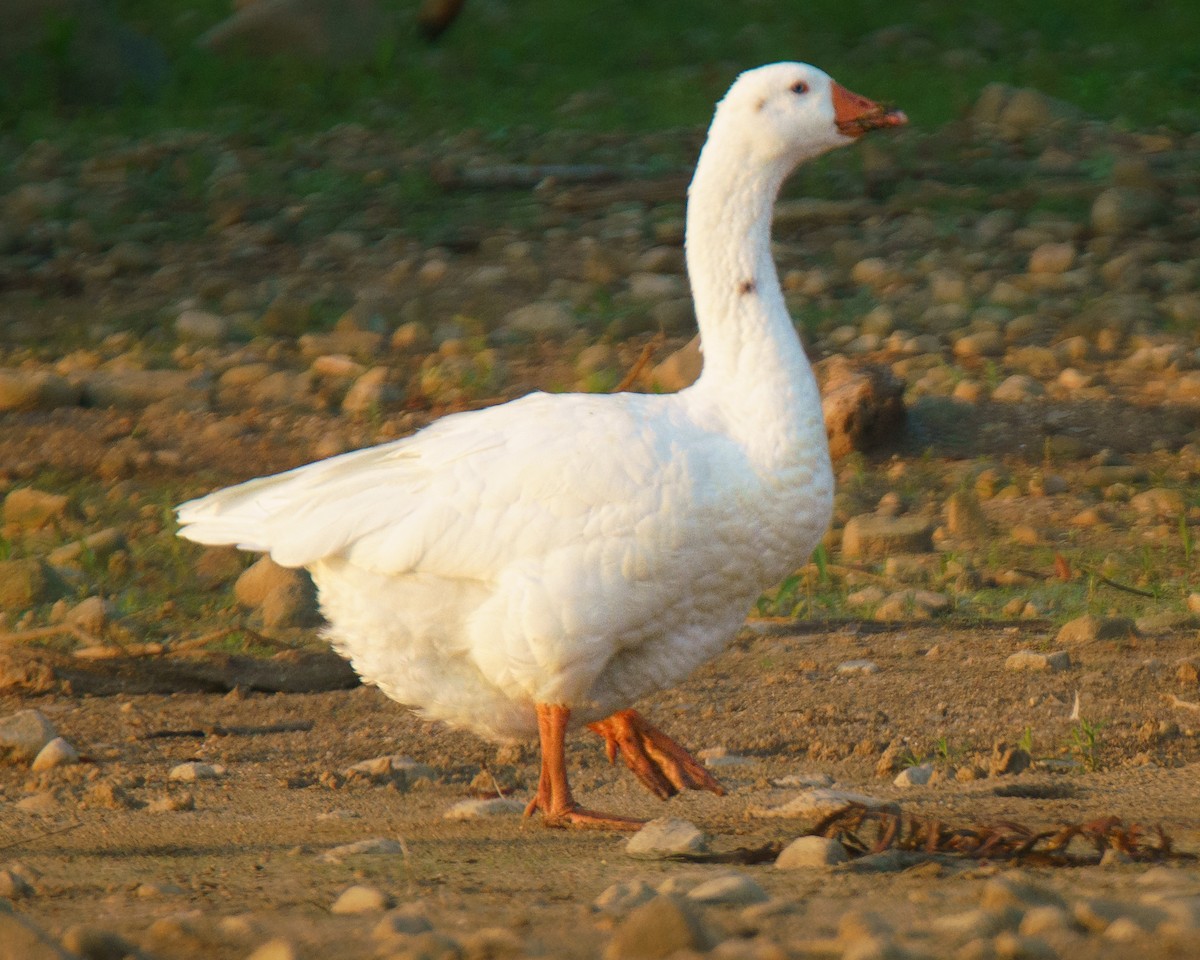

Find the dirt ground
[[3, 616, 1200, 959]]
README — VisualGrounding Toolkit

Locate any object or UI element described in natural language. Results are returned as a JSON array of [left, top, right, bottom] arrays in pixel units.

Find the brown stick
[[1166, 694, 1200, 712], [170, 628, 243, 653], [1075, 564, 1157, 598], [0, 819, 85, 854], [169, 626, 291, 654], [1015, 563, 1156, 599]]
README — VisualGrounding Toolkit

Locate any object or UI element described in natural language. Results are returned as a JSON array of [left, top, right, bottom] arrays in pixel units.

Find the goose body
[[177, 63, 905, 827]]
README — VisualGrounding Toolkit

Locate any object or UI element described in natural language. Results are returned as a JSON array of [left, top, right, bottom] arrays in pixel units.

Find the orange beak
[[831, 82, 908, 137]]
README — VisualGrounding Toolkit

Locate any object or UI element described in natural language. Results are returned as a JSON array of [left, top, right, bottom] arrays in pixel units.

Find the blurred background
[[4, 0, 1199, 139]]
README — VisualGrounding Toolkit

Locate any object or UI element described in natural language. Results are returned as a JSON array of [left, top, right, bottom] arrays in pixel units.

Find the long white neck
[[684, 130, 828, 462]]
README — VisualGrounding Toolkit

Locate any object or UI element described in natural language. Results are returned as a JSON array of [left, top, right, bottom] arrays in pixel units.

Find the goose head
[[710, 62, 907, 167]]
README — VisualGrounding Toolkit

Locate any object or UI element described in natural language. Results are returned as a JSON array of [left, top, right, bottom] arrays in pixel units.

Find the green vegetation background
[[7, 0, 1200, 142]]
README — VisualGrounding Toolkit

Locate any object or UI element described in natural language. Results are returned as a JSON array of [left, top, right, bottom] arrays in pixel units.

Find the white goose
[[177, 63, 905, 830]]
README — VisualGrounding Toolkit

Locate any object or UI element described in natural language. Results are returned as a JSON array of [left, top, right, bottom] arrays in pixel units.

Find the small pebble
[[442, 797, 524, 820], [1018, 905, 1075, 937], [893, 763, 934, 787], [169, 761, 226, 782], [136, 881, 186, 898], [0, 868, 34, 899], [595, 879, 659, 915], [331, 884, 392, 914], [148, 792, 196, 813], [31, 737, 79, 770], [15, 791, 61, 815], [771, 772, 834, 788], [319, 837, 403, 861], [686, 871, 769, 905], [751, 787, 886, 820], [837, 659, 881, 675], [373, 905, 435, 939], [246, 938, 298, 960], [774, 836, 849, 869], [1004, 651, 1071, 673], [626, 818, 709, 859]]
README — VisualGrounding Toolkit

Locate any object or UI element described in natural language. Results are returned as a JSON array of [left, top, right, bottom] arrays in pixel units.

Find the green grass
[[4, 0, 1200, 147], [1068, 717, 1105, 772]]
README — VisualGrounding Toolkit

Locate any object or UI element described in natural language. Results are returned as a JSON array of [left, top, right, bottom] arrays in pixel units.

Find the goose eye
[[790, 81, 809, 95]]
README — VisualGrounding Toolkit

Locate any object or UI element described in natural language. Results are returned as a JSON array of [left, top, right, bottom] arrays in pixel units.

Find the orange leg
[[523, 703, 646, 831], [587, 708, 725, 800]]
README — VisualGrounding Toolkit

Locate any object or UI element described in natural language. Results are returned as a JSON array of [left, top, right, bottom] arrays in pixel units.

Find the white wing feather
[[176, 390, 737, 578]]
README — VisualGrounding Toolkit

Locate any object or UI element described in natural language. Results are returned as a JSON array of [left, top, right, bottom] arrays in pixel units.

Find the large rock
[[0, 0, 167, 105], [199, 0, 399, 63], [816, 357, 906, 460], [234, 556, 321, 628], [646, 340, 904, 458]]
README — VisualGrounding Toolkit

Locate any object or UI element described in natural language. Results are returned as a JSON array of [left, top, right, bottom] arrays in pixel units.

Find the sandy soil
[[3, 617, 1200, 959]]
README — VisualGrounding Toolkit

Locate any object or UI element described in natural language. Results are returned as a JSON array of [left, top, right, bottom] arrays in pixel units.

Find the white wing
[[176, 390, 744, 579]]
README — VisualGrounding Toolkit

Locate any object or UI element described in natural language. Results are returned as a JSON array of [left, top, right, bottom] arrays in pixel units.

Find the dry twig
[[668, 841, 784, 865], [1073, 563, 1157, 598], [808, 803, 1188, 866]]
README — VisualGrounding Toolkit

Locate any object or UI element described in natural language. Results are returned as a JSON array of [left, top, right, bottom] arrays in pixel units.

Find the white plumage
[[177, 63, 905, 827]]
